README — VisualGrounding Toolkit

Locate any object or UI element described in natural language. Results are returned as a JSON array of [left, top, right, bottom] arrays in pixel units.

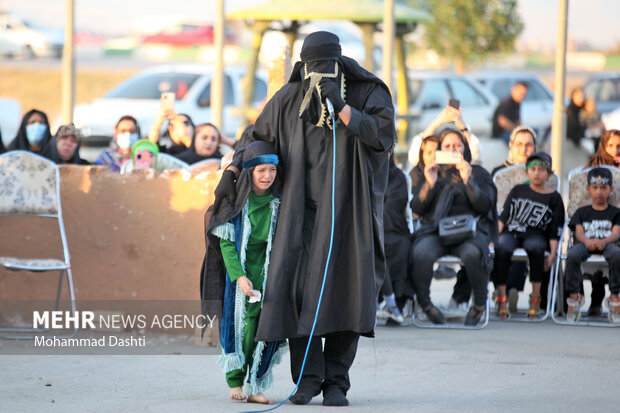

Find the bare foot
[[247, 393, 271, 404], [230, 387, 246, 401]]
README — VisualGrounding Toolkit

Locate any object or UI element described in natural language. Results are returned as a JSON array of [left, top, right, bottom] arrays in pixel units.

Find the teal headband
[[242, 154, 279, 170]]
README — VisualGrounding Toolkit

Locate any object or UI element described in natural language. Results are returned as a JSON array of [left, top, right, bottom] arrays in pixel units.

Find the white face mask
[[26, 123, 47, 144], [116, 132, 139, 150]]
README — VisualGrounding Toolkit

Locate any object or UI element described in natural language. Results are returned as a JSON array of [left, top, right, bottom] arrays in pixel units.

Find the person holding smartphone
[[410, 128, 497, 326]]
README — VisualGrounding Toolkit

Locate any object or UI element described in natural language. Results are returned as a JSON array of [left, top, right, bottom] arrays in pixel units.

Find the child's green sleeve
[[219, 238, 245, 282]]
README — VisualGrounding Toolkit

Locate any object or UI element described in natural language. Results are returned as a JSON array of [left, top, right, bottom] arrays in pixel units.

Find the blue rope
[[243, 116, 338, 412]]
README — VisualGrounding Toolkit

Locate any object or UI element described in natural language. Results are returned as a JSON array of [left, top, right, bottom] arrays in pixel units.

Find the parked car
[[406, 71, 499, 139], [582, 73, 620, 115], [0, 12, 63, 58], [70, 64, 268, 145], [468, 71, 554, 143]]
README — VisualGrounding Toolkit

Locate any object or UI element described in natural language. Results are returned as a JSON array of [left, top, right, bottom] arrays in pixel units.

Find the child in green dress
[[207, 141, 285, 404]]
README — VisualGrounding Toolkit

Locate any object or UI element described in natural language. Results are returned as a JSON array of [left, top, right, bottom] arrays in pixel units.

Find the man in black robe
[[211, 31, 395, 406]]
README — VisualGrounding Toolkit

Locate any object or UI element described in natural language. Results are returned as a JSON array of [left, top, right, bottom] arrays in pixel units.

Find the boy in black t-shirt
[[565, 167, 620, 323], [494, 152, 565, 319]]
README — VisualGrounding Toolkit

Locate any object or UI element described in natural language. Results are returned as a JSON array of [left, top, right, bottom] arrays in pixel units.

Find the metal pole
[[211, 0, 225, 131], [61, 0, 75, 124], [551, 0, 569, 180], [382, 0, 395, 93]]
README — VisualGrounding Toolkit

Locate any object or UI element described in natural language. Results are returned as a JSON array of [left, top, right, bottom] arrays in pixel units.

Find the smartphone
[[448, 99, 460, 110], [160, 92, 175, 113], [435, 150, 462, 165]]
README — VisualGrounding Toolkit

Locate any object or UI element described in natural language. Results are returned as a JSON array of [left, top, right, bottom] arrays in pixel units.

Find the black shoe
[[464, 305, 485, 326], [423, 304, 446, 325], [322, 386, 349, 407], [587, 305, 602, 317], [290, 386, 321, 405]]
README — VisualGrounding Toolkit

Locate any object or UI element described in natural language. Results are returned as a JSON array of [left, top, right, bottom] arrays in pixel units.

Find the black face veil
[[298, 32, 346, 128]]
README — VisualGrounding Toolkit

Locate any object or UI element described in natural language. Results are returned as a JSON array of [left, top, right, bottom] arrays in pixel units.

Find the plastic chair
[[551, 165, 620, 327], [0, 151, 76, 339], [492, 163, 561, 322]]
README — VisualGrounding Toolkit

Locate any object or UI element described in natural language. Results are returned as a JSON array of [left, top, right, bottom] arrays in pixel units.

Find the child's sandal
[[496, 295, 509, 320], [527, 294, 541, 319]]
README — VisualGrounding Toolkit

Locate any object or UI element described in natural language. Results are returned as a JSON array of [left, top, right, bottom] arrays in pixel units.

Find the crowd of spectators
[[2, 76, 620, 327]]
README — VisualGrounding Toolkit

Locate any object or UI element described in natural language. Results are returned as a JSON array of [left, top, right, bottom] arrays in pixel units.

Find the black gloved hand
[[319, 78, 346, 115], [213, 169, 237, 211]]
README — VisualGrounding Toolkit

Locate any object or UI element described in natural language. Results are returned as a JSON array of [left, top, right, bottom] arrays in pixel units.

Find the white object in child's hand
[[248, 290, 262, 303]]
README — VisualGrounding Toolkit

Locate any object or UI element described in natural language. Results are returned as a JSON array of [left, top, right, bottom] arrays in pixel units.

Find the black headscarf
[[200, 141, 280, 305], [8, 109, 53, 153], [175, 123, 223, 165], [41, 130, 89, 165]]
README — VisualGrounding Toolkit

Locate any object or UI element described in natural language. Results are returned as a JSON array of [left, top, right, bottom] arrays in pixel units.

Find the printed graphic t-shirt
[[569, 204, 620, 241], [499, 184, 565, 240]]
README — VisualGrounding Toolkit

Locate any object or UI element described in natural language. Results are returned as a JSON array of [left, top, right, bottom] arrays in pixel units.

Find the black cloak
[[383, 158, 413, 298], [41, 134, 90, 165], [228, 55, 395, 341], [566, 100, 585, 145], [7, 109, 53, 153]]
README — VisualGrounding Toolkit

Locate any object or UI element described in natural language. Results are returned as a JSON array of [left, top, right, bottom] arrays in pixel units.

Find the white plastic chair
[[552, 165, 620, 327], [0, 151, 76, 339]]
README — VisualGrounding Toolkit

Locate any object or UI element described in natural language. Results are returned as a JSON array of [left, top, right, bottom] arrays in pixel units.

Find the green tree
[[410, 0, 524, 72]]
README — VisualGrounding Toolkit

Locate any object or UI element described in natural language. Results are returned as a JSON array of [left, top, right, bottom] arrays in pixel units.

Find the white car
[[70, 64, 268, 144], [406, 71, 499, 139], [0, 13, 63, 58], [468, 71, 554, 144]]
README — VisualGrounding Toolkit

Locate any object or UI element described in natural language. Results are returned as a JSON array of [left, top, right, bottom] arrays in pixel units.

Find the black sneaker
[[322, 386, 349, 406]]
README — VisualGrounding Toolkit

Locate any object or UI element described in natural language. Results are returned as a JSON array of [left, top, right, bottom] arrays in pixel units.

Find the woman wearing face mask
[[42, 124, 89, 165], [175, 122, 223, 164], [7, 109, 53, 154], [410, 129, 497, 326], [95, 115, 141, 172]]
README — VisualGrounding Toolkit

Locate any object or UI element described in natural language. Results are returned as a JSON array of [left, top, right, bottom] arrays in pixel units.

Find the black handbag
[[438, 214, 476, 245]]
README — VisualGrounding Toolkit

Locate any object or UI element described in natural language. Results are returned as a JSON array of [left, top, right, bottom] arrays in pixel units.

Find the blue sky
[[2, 0, 619, 49]]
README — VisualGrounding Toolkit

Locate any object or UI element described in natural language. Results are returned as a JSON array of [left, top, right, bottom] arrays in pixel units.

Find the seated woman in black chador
[[42, 124, 89, 165], [410, 128, 497, 326], [377, 152, 414, 324], [175, 122, 223, 164]]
